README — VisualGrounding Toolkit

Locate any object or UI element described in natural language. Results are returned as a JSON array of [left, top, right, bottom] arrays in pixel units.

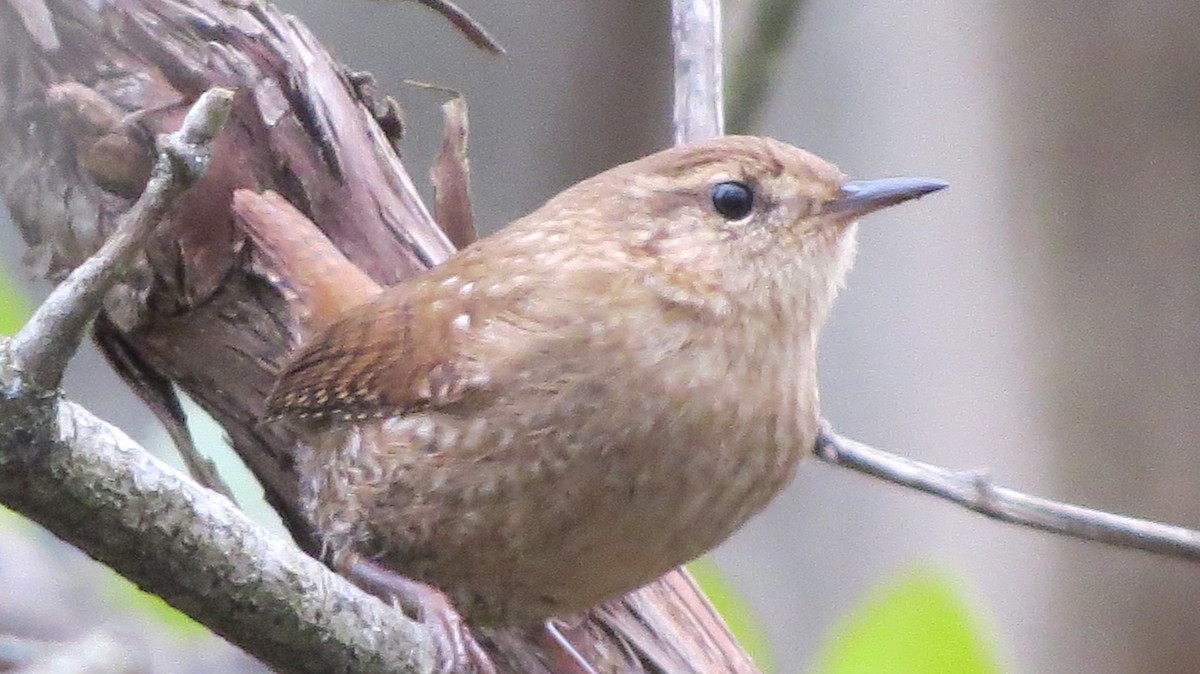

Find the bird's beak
[[823, 177, 948, 220]]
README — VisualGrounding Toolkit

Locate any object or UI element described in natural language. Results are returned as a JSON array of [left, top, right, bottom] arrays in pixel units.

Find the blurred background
[[4, 1, 1200, 672]]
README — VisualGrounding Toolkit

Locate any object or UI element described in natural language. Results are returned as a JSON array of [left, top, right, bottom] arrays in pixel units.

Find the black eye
[[710, 181, 754, 220]]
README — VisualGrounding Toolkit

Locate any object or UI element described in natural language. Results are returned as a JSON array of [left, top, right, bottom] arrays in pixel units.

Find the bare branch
[[410, 0, 505, 55], [0, 85, 435, 673], [8, 88, 234, 392], [92, 321, 237, 501], [672, 0, 725, 143], [0, 397, 435, 674], [814, 426, 1200, 561]]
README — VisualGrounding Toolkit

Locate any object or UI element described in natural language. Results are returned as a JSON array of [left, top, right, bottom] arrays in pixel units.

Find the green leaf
[[689, 557, 774, 671], [812, 565, 1001, 674], [101, 571, 207, 639], [0, 264, 30, 335], [0, 504, 36, 533]]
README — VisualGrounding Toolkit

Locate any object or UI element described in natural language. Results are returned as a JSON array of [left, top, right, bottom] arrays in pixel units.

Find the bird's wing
[[265, 272, 525, 422]]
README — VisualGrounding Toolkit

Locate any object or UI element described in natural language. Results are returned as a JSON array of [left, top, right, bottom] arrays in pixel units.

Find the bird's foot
[[348, 558, 496, 674]]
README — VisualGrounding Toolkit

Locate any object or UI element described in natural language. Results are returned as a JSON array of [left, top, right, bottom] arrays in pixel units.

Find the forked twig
[[815, 426, 1200, 561], [9, 88, 234, 391], [0, 86, 435, 674]]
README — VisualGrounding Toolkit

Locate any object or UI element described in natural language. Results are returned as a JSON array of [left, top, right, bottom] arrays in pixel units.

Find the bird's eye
[[710, 181, 754, 220]]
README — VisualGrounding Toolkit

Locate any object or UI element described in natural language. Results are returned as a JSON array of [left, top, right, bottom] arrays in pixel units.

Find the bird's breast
[[295, 301, 820, 625], [623, 325, 817, 546]]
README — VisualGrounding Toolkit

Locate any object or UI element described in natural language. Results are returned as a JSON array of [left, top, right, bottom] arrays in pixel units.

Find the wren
[[266, 135, 945, 627]]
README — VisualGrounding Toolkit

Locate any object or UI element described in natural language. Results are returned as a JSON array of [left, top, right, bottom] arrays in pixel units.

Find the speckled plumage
[[266, 135, 941, 626]]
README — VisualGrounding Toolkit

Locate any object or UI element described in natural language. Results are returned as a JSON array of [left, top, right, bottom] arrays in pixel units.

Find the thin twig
[[92, 316, 237, 500], [8, 88, 234, 392], [726, 0, 806, 134], [411, 0, 505, 55], [164, 408, 237, 500], [672, 0, 725, 144], [814, 426, 1200, 561]]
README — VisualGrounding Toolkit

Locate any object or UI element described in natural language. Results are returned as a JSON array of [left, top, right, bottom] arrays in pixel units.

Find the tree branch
[[814, 426, 1200, 561], [0, 397, 434, 674], [8, 89, 231, 391], [672, 0, 725, 143], [0, 88, 436, 674], [411, 0, 505, 55]]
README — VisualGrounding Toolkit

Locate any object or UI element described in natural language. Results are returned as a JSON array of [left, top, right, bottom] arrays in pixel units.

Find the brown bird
[[265, 135, 945, 628]]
